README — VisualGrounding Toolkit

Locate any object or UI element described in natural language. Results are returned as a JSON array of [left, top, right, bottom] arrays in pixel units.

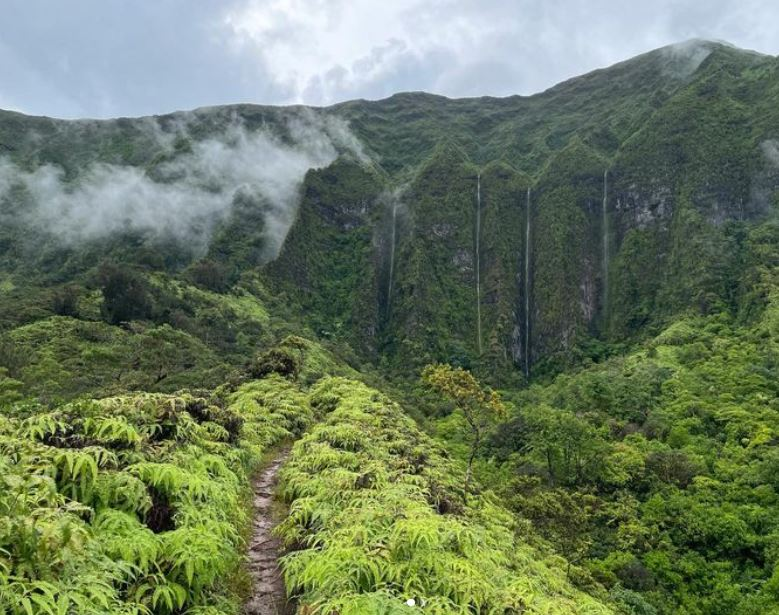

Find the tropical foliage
[[421, 363, 506, 487], [0, 376, 311, 614], [276, 377, 613, 614], [445, 287, 779, 614], [0, 38, 778, 615]]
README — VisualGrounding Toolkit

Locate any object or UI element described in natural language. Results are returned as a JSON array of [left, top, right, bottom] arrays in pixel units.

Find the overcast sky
[[1, 0, 778, 119]]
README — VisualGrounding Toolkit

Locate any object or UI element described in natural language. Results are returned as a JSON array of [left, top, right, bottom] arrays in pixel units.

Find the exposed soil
[[244, 452, 293, 615]]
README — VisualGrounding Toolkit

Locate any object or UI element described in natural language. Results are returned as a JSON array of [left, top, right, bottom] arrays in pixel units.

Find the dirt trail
[[244, 452, 292, 615]]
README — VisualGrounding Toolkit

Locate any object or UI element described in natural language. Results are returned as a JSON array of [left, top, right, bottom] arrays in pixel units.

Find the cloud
[[1, 0, 779, 117], [221, 0, 779, 105], [659, 39, 715, 79], [0, 111, 365, 258]]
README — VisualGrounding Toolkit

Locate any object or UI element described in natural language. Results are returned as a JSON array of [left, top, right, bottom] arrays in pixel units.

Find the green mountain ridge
[[5, 39, 775, 376]]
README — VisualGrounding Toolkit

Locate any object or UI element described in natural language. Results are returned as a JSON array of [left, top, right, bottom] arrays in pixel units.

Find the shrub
[[249, 347, 301, 380]]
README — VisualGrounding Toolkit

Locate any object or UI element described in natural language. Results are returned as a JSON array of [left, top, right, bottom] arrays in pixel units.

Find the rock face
[[265, 158, 385, 357], [264, 44, 779, 377], [244, 453, 292, 615]]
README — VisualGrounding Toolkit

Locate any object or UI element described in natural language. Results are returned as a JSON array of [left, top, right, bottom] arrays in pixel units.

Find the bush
[[249, 347, 301, 380], [98, 263, 152, 324]]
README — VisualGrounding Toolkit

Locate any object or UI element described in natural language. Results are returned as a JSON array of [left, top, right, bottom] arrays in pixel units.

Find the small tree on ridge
[[422, 363, 506, 490]]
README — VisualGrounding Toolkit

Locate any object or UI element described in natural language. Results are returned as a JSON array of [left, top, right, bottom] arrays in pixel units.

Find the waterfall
[[386, 200, 398, 315], [602, 170, 609, 312], [475, 172, 482, 355], [524, 186, 531, 378]]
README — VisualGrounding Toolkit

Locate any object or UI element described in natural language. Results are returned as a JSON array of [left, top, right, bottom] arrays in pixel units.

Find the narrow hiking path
[[244, 451, 292, 615]]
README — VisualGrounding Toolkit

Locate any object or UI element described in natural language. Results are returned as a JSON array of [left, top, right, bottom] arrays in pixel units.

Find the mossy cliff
[[265, 42, 779, 378]]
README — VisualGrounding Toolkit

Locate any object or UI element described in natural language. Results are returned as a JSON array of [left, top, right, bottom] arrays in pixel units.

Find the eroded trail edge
[[244, 451, 291, 615]]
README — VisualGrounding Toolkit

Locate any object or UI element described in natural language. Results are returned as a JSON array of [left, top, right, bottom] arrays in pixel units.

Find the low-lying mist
[[660, 39, 714, 80], [0, 110, 366, 259]]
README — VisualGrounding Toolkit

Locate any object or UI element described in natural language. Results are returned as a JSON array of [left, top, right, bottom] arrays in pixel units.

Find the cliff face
[[320, 43, 779, 375], [2, 41, 778, 379], [265, 158, 386, 357]]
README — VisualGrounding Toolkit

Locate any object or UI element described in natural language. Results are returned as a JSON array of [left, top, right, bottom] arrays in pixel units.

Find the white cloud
[[218, 0, 779, 105], [222, 0, 425, 103], [1, 0, 779, 116], [0, 111, 365, 257]]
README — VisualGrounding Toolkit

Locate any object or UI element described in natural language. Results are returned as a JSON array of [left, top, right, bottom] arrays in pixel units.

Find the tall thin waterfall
[[386, 201, 398, 315], [524, 186, 531, 378], [475, 172, 482, 355], [602, 170, 609, 312]]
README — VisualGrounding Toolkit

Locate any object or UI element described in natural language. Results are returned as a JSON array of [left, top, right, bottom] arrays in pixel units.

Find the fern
[[54, 447, 117, 502], [94, 510, 161, 574], [161, 526, 232, 597], [83, 416, 143, 447], [276, 377, 616, 614], [19, 413, 65, 442], [134, 574, 188, 615], [0, 380, 314, 614], [93, 471, 152, 515]]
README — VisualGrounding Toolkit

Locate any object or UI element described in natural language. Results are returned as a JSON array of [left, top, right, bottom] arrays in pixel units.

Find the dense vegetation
[[0, 346, 615, 613], [0, 376, 311, 613], [1, 39, 778, 614], [433, 234, 779, 614], [277, 377, 611, 614]]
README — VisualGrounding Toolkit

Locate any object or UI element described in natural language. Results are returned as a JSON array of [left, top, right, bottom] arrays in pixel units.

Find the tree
[[523, 404, 609, 487], [51, 284, 81, 317], [421, 363, 506, 489], [510, 482, 595, 578], [98, 263, 152, 325]]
